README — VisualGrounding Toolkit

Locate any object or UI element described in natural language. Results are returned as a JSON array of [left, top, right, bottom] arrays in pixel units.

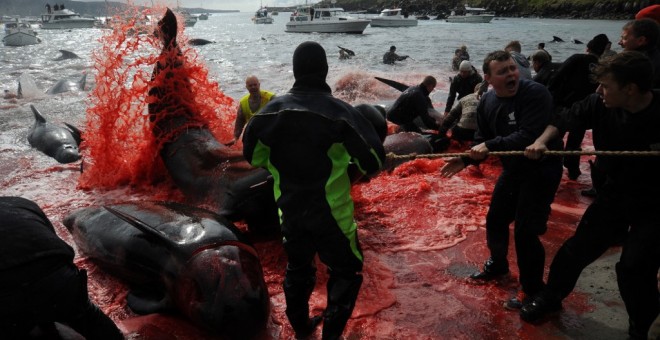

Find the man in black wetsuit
[[522, 51, 660, 340], [0, 196, 123, 340], [243, 41, 385, 340], [440, 50, 563, 311]]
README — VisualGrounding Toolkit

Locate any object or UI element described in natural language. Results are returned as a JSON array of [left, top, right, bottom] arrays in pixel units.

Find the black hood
[[291, 41, 331, 93]]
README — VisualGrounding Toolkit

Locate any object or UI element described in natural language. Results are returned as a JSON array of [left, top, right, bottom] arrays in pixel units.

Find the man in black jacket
[[523, 51, 660, 340], [444, 60, 483, 116], [548, 33, 608, 180], [386, 75, 439, 133], [441, 50, 563, 311], [0, 196, 123, 339], [243, 41, 385, 340]]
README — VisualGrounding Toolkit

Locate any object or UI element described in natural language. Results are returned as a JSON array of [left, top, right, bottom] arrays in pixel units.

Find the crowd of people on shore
[[3, 4, 660, 340]]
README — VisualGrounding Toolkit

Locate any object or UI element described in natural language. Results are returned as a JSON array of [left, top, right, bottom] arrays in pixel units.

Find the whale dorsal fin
[[103, 206, 179, 252], [77, 73, 87, 91], [56, 49, 80, 60], [30, 105, 46, 124]]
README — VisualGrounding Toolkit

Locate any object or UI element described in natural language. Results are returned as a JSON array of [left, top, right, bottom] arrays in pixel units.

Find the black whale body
[[63, 200, 270, 339]]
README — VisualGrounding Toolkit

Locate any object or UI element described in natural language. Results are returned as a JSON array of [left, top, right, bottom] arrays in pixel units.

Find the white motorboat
[[370, 8, 418, 27], [3, 21, 42, 46], [40, 9, 96, 29], [176, 10, 197, 27], [252, 8, 274, 24], [286, 7, 370, 34], [446, 5, 495, 23]]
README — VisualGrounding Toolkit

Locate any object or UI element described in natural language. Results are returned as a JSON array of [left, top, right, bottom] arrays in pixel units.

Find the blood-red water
[[16, 5, 617, 339]]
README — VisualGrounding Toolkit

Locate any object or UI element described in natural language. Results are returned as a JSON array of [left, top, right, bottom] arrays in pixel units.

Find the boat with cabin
[[3, 20, 42, 46], [177, 10, 197, 27], [198, 13, 209, 20], [446, 5, 495, 23], [252, 8, 274, 24], [286, 7, 370, 34], [40, 9, 96, 29], [370, 8, 418, 27]]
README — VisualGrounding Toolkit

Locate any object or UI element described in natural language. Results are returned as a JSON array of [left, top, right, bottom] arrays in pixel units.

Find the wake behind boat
[[3, 20, 41, 46], [286, 7, 370, 34], [40, 8, 95, 29], [446, 4, 495, 23], [370, 8, 418, 27]]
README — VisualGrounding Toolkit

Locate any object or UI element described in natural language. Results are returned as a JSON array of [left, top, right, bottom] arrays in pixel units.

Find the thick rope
[[387, 150, 660, 161]]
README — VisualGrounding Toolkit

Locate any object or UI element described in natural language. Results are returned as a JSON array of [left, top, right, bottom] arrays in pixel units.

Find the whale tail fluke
[[156, 8, 178, 48]]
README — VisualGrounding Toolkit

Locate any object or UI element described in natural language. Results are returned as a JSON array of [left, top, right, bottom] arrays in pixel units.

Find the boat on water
[[198, 13, 209, 20], [446, 5, 495, 23], [286, 7, 370, 34], [370, 8, 418, 27], [40, 8, 96, 29], [3, 20, 41, 46], [177, 10, 198, 27], [252, 8, 274, 24]]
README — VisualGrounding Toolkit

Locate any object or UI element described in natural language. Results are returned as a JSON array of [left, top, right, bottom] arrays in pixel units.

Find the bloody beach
[[0, 6, 632, 340]]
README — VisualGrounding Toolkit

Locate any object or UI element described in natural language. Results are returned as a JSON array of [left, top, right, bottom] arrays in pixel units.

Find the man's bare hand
[[524, 142, 548, 160], [469, 143, 489, 161], [440, 157, 466, 178]]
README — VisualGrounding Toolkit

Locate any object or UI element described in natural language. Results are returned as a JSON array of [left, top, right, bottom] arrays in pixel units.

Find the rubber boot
[[322, 272, 363, 340], [283, 265, 318, 338]]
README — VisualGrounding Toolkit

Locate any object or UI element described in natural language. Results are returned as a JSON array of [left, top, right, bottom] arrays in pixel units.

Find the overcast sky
[[77, 0, 313, 12]]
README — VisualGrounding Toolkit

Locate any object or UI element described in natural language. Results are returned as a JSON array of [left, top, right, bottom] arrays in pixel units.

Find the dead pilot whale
[[148, 8, 278, 231], [63, 201, 270, 339], [27, 104, 82, 164]]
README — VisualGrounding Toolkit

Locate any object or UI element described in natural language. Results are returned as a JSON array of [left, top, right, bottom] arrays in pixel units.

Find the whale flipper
[[64, 123, 82, 145]]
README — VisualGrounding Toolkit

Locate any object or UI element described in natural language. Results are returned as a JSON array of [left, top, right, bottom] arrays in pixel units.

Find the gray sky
[[78, 0, 310, 12]]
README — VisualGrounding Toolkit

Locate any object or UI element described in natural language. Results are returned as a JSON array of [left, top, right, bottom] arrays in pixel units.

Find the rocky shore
[[317, 0, 656, 20]]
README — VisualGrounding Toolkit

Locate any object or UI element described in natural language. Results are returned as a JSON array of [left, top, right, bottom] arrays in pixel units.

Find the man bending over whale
[[0, 196, 123, 339], [243, 41, 385, 339]]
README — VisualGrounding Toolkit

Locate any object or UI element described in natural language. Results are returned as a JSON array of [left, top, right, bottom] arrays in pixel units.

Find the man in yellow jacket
[[229, 75, 275, 145]]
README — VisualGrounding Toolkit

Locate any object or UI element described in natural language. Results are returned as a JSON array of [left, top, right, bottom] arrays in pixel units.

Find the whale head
[[54, 143, 81, 163], [175, 244, 270, 338]]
